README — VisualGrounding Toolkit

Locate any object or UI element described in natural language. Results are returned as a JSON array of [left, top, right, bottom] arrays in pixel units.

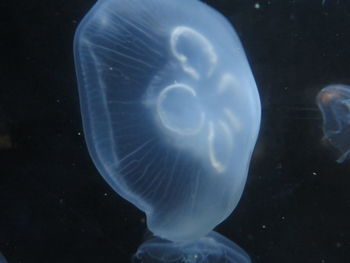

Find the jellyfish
[[74, 0, 260, 259], [317, 84, 350, 163], [132, 231, 250, 263], [0, 253, 8, 263]]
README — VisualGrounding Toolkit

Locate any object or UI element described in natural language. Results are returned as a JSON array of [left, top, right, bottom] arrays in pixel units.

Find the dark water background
[[1, 0, 350, 262]]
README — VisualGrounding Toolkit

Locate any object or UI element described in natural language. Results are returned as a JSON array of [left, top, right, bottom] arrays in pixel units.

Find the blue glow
[[317, 84, 350, 163], [133, 231, 251, 263], [74, 0, 260, 242], [0, 253, 8, 263]]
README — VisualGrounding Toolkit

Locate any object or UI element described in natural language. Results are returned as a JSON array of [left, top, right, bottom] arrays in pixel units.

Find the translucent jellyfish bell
[[74, 0, 261, 242], [317, 84, 350, 162], [133, 231, 251, 263]]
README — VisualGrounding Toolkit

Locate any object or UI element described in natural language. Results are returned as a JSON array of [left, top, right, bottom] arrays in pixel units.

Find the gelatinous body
[[317, 84, 350, 163], [74, 0, 261, 242], [133, 231, 251, 263]]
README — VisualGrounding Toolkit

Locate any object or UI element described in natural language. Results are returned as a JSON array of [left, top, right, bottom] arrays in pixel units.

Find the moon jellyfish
[[74, 0, 261, 242], [317, 84, 350, 163], [133, 231, 250, 263]]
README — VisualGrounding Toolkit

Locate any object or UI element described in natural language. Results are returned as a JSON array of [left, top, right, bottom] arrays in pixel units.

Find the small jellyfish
[[74, 0, 261, 242], [132, 231, 251, 263], [317, 84, 350, 163]]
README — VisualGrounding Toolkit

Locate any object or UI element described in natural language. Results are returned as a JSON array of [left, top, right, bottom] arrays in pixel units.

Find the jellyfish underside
[[74, 0, 260, 261], [132, 231, 251, 263], [317, 84, 350, 162]]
